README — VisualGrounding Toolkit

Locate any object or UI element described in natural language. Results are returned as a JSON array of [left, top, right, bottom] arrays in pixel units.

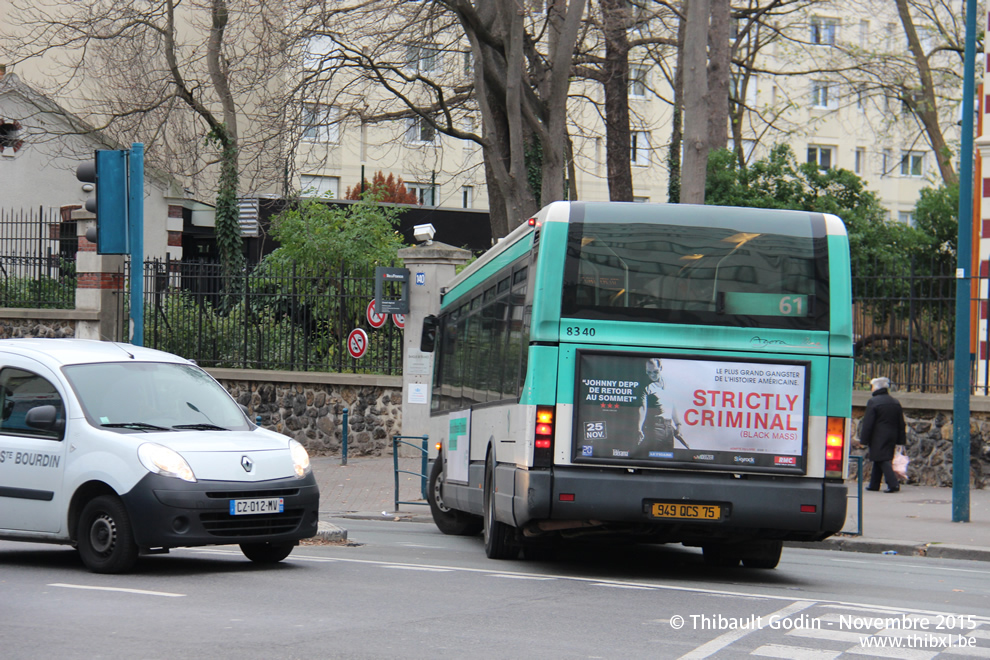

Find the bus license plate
[[650, 502, 722, 521], [230, 497, 284, 516]]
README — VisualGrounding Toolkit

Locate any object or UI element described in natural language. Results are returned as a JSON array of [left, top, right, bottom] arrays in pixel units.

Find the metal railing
[[138, 257, 403, 374], [0, 207, 76, 309], [391, 435, 429, 512], [852, 257, 957, 393]]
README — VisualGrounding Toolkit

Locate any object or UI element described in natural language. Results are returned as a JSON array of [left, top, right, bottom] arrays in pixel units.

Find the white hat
[[870, 377, 890, 391]]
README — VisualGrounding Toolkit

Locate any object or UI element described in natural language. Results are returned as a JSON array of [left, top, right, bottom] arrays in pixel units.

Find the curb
[[315, 521, 348, 542], [787, 536, 990, 561]]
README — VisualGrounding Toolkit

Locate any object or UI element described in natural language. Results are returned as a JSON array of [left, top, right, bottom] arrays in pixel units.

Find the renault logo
[[241, 456, 253, 473]]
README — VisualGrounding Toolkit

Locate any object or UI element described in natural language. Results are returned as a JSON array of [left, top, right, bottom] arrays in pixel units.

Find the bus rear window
[[561, 208, 829, 331]]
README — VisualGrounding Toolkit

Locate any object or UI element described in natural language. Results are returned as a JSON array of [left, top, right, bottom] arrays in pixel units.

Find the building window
[[629, 65, 648, 98], [303, 36, 338, 71], [406, 117, 438, 145], [810, 81, 836, 109], [855, 148, 865, 174], [900, 152, 924, 177], [300, 175, 339, 199], [461, 186, 473, 208], [0, 119, 23, 154], [406, 43, 439, 74], [807, 145, 834, 170], [302, 104, 339, 143], [810, 17, 838, 45], [633, 196, 650, 203], [631, 130, 651, 166], [897, 211, 915, 225], [882, 149, 892, 176], [729, 138, 756, 162], [407, 182, 435, 206], [731, 75, 758, 107]]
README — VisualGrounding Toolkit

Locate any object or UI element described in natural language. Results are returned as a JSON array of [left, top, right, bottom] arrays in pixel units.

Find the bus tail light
[[825, 417, 846, 478], [534, 405, 554, 467]]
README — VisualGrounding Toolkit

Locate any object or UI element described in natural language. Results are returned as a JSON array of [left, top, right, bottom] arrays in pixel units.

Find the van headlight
[[138, 443, 197, 483], [289, 439, 311, 478]]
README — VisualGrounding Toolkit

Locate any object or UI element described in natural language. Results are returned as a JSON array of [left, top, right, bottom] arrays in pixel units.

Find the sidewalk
[[311, 455, 990, 561]]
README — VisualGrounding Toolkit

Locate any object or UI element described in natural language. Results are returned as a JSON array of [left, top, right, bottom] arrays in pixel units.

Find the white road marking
[[382, 565, 452, 572], [48, 583, 184, 598], [676, 601, 816, 660], [751, 643, 842, 660]]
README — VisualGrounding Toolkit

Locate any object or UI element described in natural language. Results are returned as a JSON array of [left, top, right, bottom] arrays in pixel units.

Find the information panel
[[445, 410, 470, 484], [573, 353, 808, 473]]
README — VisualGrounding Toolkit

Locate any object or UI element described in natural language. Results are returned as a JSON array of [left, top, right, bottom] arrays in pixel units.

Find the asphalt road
[[2, 519, 989, 659]]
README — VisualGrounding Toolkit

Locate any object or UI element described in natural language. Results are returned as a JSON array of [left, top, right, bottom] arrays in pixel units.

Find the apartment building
[[0, 1, 968, 235]]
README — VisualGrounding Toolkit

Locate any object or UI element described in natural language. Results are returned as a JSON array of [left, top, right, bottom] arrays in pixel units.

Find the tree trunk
[[706, 0, 730, 152], [601, 0, 634, 201], [681, 0, 711, 204]]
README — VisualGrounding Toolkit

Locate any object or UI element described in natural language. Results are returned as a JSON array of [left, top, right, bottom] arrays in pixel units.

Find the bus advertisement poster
[[573, 352, 809, 473]]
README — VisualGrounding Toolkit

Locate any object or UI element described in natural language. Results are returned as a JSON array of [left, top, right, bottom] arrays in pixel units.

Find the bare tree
[[0, 0, 296, 270]]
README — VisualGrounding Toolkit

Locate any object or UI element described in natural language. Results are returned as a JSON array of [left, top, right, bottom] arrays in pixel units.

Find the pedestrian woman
[[859, 377, 907, 493]]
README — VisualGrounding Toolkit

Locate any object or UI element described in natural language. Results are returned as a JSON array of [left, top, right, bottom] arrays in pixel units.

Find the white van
[[0, 339, 320, 573]]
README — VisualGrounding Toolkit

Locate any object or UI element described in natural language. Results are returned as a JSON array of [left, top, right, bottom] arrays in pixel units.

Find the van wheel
[[483, 456, 518, 559], [240, 541, 296, 564], [741, 541, 783, 569], [702, 543, 740, 568], [77, 495, 139, 574], [428, 457, 483, 536]]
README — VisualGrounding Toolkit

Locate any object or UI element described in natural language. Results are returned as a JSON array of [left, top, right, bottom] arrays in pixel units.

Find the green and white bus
[[422, 201, 852, 569]]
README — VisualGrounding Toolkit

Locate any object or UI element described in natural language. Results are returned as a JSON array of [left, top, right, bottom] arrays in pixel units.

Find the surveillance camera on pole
[[413, 223, 436, 244]]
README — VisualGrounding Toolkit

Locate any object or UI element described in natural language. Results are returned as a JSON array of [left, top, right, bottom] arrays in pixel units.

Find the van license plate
[[650, 502, 722, 521], [230, 498, 284, 515]]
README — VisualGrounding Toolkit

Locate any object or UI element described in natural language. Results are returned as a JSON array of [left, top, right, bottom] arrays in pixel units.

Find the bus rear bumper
[[511, 465, 847, 543]]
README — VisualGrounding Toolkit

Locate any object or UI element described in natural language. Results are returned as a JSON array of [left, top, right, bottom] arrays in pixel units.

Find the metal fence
[[852, 257, 956, 393], [0, 207, 979, 389], [138, 257, 403, 374], [0, 207, 76, 309]]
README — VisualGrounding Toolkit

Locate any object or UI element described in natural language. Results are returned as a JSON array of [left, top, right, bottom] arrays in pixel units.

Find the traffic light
[[76, 150, 128, 254]]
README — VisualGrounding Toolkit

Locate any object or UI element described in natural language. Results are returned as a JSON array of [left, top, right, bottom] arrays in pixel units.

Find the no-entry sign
[[347, 328, 369, 359], [366, 299, 387, 328], [392, 313, 406, 329]]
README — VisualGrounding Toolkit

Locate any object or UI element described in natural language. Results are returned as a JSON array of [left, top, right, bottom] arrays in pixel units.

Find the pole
[[952, 0, 977, 523], [341, 407, 349, 466], [129, 143, 144, 346]]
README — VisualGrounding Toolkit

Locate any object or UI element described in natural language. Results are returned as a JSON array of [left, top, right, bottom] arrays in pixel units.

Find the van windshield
[[63, 362, 250, 432]]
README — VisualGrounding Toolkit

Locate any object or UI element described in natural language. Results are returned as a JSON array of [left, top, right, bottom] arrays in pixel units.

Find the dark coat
[[858, 387, 907, 462]]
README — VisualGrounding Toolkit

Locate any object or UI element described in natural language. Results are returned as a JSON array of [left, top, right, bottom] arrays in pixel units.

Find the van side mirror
[[25, 405, 65, 435], [420, 315, 439, 353]]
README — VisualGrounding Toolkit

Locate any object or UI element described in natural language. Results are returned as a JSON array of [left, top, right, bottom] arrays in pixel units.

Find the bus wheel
[[483, 456, 518, 559], [428, 456, 482, 536], [77, 495, 140, 574], [741, 541, 782, 569], [702, 543, 741, 568]]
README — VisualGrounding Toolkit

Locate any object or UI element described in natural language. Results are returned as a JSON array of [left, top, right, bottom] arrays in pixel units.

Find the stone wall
[[0, 313, 76, 339], [852, 393, 990, 489], [209, 369, 402, 457]]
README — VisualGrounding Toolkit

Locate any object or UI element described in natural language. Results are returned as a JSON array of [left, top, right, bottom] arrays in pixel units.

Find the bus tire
[[428, 456, 482, 536], [702, 543, 741, 568], [483, 456, 518, 559], [741, 541, 782, 569], [77, 495, 140, 574]]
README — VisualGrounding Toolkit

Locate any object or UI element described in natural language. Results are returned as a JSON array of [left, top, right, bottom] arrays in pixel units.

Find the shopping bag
[[892, 446, 909, 481]]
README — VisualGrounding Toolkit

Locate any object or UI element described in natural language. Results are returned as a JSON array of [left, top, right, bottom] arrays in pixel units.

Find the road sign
[[392, 313, 406, 329], [366, 299, 387, 328], [347, 328, 369, 359]]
